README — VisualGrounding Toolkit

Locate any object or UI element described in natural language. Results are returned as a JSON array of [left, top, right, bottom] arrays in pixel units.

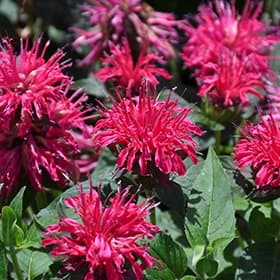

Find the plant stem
[[150, 207, 156, 225], [9, 247, 23, 280], [143, 188, 157, 225], [269, 0, 276, 22], [35, 190, 48, 211], [214, 130, 221, 155]]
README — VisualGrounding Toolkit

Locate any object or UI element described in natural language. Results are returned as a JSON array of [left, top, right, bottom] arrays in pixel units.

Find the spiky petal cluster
[[94, 90, 203, 176], [182, 0, 276, 70], [0, 38, 89, 200], [198, 49, 264, 107], [95, 40, 171, 95], [234, 116, 280, 189], [42, 186, 160, 280], [73, 0, 178, 64], [181, 0, 278, 108]]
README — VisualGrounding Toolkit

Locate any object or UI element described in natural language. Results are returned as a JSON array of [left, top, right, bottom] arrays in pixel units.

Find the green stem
[[35, 190, 48, 211], [26, 206, 34, 222], [143, 187, 157, 225], [9, 247, 23, 280], [269, 0, 276, 22], [214, 130, 221, 155], [150, 207, 156, 225]]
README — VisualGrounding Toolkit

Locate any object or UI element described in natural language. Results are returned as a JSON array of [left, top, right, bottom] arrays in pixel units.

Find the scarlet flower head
[[0, 37, 72, 136], [95, 40, 171, 96], [181, 0, 277, 73], [0, 38, 90, 201], [234, 116, 280, 189], [42, 185, 160, 280], [198, 49, 265, 107], [93, 89, 203, 176], [73, 0, 178, 65]]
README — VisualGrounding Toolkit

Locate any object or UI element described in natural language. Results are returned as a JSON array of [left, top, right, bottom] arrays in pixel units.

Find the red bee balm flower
[[0, 38, 89, 200], [42, 186, 160, 280], [73, 0, 178, 64], [181, 0, 277, 72], [94, 90, 203, 176], [95, 40, 171, 96], [234, 116, 280, 189], [0, 38, 72, 135], [198, 49, 265, 107]]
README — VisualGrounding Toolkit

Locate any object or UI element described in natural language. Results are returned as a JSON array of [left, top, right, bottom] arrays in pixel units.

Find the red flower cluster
[[94, 89, 203, 176], [181, 0, 278, 108], [234, 116, 280, 189], [198, 49, 264, 107], [42, 186, 160, 280], [73, 0, 178, 65], [96, 40, 171, 96], [0, 38, 89, 200]]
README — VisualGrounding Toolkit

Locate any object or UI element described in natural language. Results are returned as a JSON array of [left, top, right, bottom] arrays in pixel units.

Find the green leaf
[[174, 158, 204, 197], [185, 148, 235, 248], [14, 224, 24, 246], [36, 184, 91, 228], [20, 224, 41, 249], [185, 148, 235, 275], [192, 245, 205, 267], [248, 207, 280, 242], [0, 0, 17, 23], [156, 207, 187, 246], [17, 249, 52, 280], [1, 206, 17, 246], [219, 156, 249, 211], [72, 76, 109, 97], [148, 233, 187, 278], [144, 268, 176, 280], [273, 197, 280, 214], [89, 148, 118, 188], [10, 187, 26, 221], [196, 256, 218, 277], [235, 240, 280, 280], [180, 276, 198, 280], [0, 241, 7, 279], [155, 179, 185, 215]]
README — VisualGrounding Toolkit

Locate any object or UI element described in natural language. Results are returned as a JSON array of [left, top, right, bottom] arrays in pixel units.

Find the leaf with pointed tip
[[10, 187, 26, 221], [1, 206, 17, 246], [185, 148, 236, 275], [185, 148, 235, 248], [148, 233, 187, 278], [73, 76, 109, 97]]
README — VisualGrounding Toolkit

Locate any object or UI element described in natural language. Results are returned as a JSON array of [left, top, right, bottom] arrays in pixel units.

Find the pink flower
[[95, 40, 171, 96], [0, 37, 71, 136], [73, 0, 178, 64], [42, 185, 160, 280], [129, 4, 178, 58], [93, 89, 203, 176], [234, 116, 280, 189], [198, 48, 264, 107], [0, 38, 90, 200], [181, 0, 277, 73]]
